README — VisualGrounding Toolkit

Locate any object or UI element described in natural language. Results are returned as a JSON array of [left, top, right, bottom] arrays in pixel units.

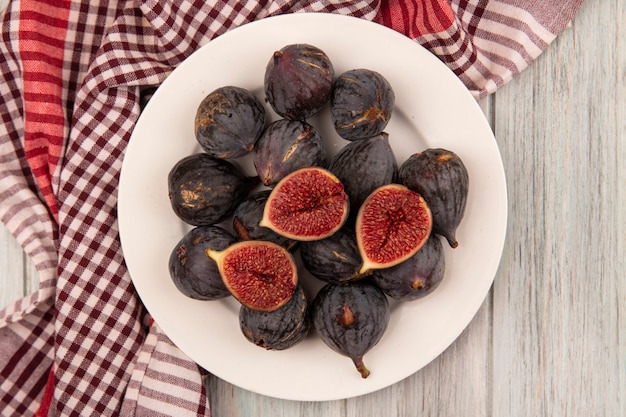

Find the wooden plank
[[490, 0, 625, 416]]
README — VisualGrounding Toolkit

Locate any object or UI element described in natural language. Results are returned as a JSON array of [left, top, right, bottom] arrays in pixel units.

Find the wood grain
[[1, 0, 623, 415], [490, 2, 625, 417]]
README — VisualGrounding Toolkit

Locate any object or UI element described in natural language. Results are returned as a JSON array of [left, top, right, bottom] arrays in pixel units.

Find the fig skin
[[356, 183, 433, 274], [194, 86, 266, 159], [371, 235, 445, 301], [398, 148, 469, 248], [232, 190, 298, 251], [168, 153, 259, 226], [312, 281, 390, 378], [259, 167, 349, 241], [206, 240, 298, 312], [328, 132, 397, 219], [254, 119, 327, 187], [168, 225, 236, 300], [331, 69, 395, 141], [264, 44, 334, 121], [300, 227, 365, 284], [239, 285, 310, 350]]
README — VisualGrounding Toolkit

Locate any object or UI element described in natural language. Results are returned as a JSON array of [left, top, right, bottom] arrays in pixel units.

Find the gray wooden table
[[1, 0, 624, 415]]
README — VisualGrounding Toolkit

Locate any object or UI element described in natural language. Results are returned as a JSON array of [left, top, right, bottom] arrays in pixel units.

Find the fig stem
[[446, 233, 459, 248], [352, 356, 370, 379], [358, 260, 374, 276], [205, 248, 224, 262]]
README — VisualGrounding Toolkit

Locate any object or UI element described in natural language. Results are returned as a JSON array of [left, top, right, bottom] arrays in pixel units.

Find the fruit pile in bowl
[[166, 44, 469, 379]]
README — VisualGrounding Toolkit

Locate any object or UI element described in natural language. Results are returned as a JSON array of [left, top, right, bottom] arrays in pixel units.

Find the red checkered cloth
[[0, 0, 584, 415]]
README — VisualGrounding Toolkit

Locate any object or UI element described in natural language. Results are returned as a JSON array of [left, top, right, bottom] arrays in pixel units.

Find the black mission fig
[[254, 119, 327, 187], [331, 68, 395, 141], [371, 234, 445, 301], [194, 86, 266, 159], [328, 132, 397, 219], [264, 43, 334, 121], [312, 281, 390, 378], [239, 285, 310, 350], [300, 227, 364, 284], [168, 225, 236, 300], [168, 153, 259, 226], [398, 148, 469, 248]]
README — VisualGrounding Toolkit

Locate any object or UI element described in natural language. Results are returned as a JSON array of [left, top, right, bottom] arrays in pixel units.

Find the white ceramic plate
[[118, 13, 507, 402]]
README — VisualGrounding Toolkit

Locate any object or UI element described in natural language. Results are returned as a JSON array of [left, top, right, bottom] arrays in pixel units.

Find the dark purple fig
[[168, 153, 259, 226], [264, 44, 334, 121], [239, 285, 310, 350], [232, 190, 298, 251], [254, 119, 327, 187], [331, 68, 395, 141], [168, 225, 236, 300], [328, 132, 397, 218], [194, 86, 266, 159], [312, 281, 390, 378], [371, 235, 445, 301], [398, 148, 469, 248], [300, 227, 364, 283]]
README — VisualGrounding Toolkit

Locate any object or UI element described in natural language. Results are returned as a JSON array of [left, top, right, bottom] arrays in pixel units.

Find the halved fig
[[206, 240, 298, 312], [232, 190, 299, 251], [259, 167, 349, 241], [356, 184, 432, 274]]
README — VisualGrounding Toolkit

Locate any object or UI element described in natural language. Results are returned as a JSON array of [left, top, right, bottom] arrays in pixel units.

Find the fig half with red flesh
[[259, 167, 349, 241], [206, 240, 298, 312], [356, 184, 432, 274]]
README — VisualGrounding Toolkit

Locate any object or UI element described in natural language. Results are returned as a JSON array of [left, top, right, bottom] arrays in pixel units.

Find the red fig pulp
[[260, 167, 349, 241], [206, 240, 298, 312], [356, 184, 432, 274]]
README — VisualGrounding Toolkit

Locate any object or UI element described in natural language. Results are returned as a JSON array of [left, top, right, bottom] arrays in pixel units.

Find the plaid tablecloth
[[0, 0, 585, 415]]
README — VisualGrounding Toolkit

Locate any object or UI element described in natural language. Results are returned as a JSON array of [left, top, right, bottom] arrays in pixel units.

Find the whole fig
[[254, 119, 327, 187], [312, 281, 390, 378], [328, 132, 397, 218], [239, 285, 310, 350], [232, 190, 298, 251], [168, 153, 258, 226], [264, 44, 334, 121], [331, 68, 395, 141], [194, 86, 266, 159], [398, 148, 469, 248], [168, 225, 236, 300], [371, 234, 445, 301], [300, 227, 364, 283]]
